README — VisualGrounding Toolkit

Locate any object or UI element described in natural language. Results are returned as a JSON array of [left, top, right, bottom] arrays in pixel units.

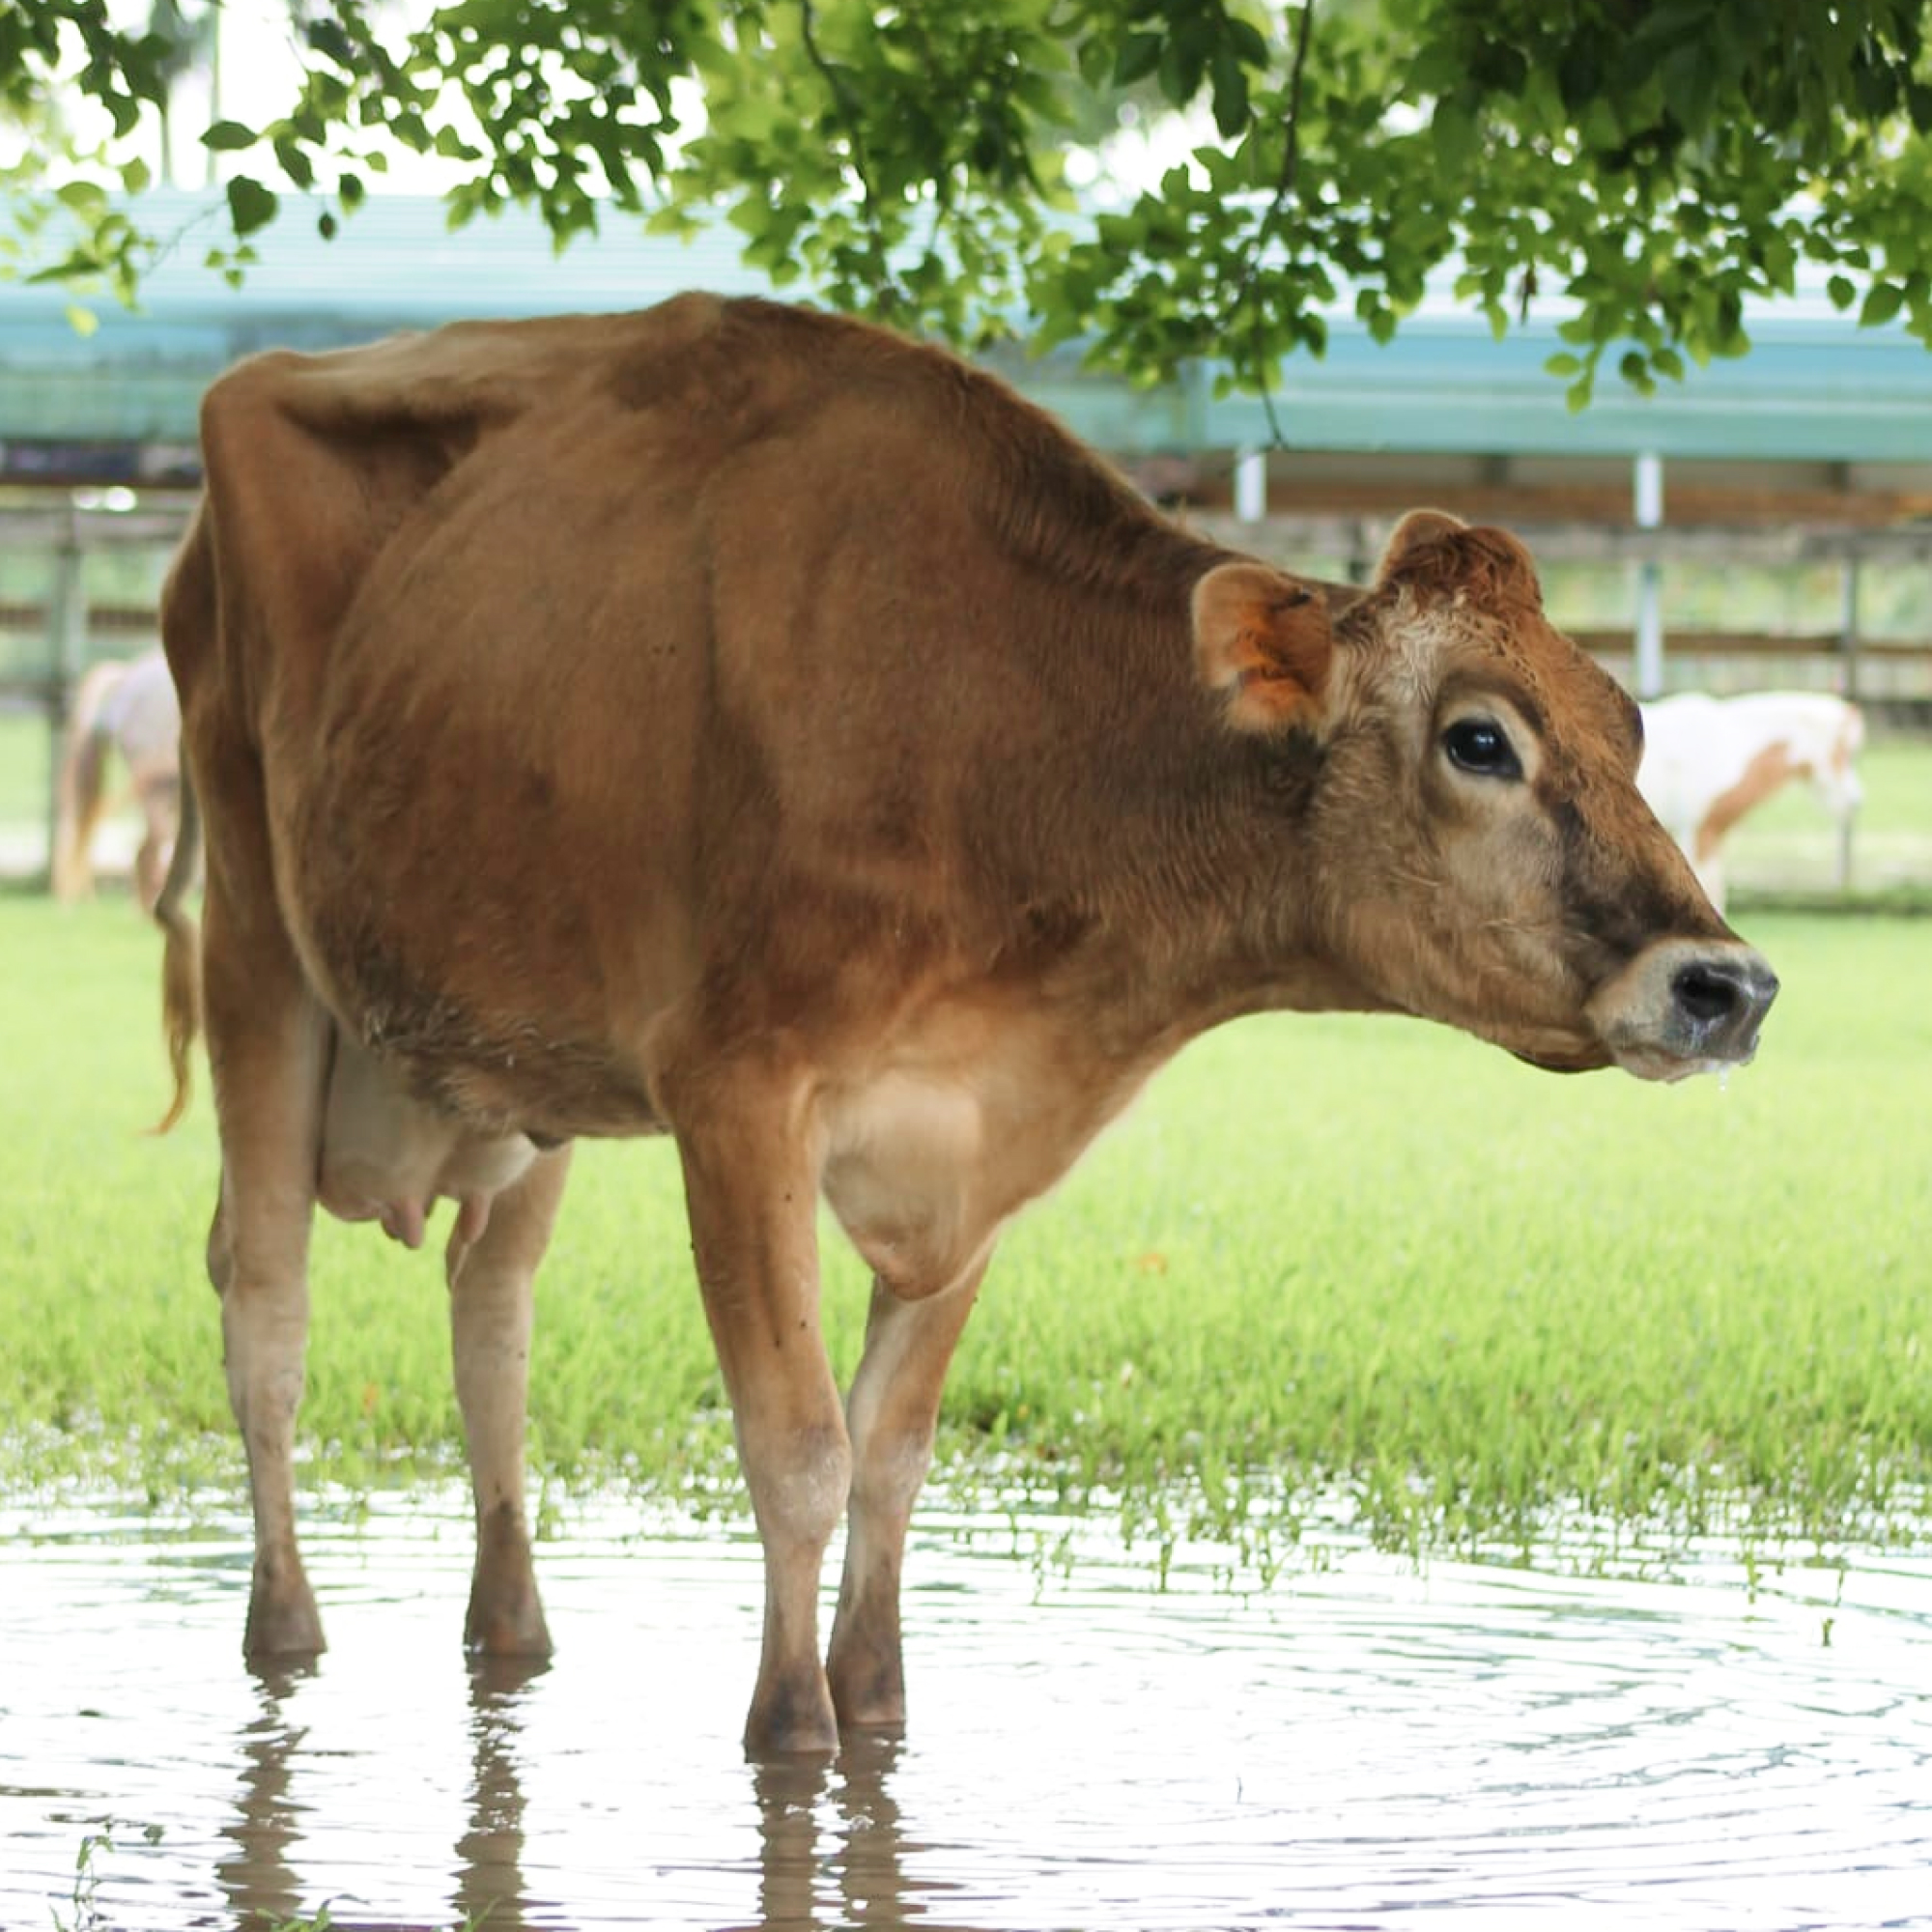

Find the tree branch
[[797, 0, 896, 307], [1220, 0, 1317, 444]]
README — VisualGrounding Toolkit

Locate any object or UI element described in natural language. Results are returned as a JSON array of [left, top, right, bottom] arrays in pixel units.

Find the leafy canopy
[[6, 0, 1932, 409]]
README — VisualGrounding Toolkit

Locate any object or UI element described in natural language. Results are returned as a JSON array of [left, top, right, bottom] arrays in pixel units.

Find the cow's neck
[[953, 612, 1378, 1050]]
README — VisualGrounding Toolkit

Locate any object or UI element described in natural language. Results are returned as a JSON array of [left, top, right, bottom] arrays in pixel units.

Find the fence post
[[1838, 554, 1861, 892], [1837, 554, 1862, 703], [1633, 453, 1665, 696], [1234, 447, 1267, 525], [43, 503, 88, 894]]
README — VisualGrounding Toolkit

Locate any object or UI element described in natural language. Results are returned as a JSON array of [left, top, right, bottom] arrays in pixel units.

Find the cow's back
[[167, 295, 1222, 1137]]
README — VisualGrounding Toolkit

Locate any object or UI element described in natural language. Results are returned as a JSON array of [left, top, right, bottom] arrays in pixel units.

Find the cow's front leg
[[201, 911, 330, 1660], [675, 1093, 849, 1758], [446, 1144, 572, 1658], [827, 1259, 988, 1731]]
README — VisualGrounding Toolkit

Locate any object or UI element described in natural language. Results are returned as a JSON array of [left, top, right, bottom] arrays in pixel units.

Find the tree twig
[[797, 0, 896, 306], [1221, 0, 1317, 444]]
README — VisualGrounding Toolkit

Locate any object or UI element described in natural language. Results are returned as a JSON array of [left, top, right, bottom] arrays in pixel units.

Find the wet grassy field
[[2, 892, 1926, 1577]]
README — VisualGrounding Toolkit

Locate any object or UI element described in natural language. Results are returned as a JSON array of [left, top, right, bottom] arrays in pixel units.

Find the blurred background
[[7, 188, 1929, 910]]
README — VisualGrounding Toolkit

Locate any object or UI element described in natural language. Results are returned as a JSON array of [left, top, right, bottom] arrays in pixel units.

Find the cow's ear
[[1377, 508, 1466, 581], [1378, 507, 1543, 604], [1192, 562, 1332, 734]]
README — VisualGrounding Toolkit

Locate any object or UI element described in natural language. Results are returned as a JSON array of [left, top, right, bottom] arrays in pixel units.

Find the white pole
[[1633, 452, 1665, 698], [1235, 448, 1267, 525]]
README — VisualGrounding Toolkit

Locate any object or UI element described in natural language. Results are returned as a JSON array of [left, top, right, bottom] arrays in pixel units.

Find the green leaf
[[1209, 48, 1249, 139], [1543, 352, 1584, 377], [201, 119, 259, 153], [1431, 98, 1476, 174], [304, 15, 355, 67], [272, 134, 315, 190], [226, 175, 280, 238], [54, 181, 108, 217], [1156, 35, 1205, 109], [1228, 19, 1269, 68], [1861, 282, 1904, 327], [1826, 274, 1857, 311], [1113, 33, 1161, 88]]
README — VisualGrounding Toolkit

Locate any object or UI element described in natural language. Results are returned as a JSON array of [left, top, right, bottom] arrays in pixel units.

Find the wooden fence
[[5, 499, 1931, 886]]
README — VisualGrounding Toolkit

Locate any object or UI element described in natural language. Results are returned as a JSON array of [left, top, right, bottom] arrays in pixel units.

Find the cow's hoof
[[243, 1587, 326, 1661], [464, 1590, 553, 1660], [743, 1675, 839, 1761], [466, 1515, 552, 1656], [828, 1656, 906, 1734]]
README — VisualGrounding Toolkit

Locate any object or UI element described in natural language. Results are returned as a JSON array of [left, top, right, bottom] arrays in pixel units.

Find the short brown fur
[[151, 294, 1774, 1757]]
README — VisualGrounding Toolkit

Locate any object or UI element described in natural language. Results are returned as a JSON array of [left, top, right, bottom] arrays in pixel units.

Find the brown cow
[[152, 293, 1776, 1758]]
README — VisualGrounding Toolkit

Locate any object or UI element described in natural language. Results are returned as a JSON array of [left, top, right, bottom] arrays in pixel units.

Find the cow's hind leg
[[674, 1077, 850, 1759], [446, 1145, 572, 1657], [826, 1261, 988, 1732], [201, 913, 332, 1660]]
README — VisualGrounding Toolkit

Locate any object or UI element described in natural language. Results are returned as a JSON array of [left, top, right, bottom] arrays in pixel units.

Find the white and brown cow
[[1638, 690, 1865, 913], [152, 293, 1776, 1757], [52, 644, 182, 913]]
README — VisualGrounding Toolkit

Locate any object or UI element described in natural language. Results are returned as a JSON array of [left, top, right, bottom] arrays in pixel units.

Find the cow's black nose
[[1673, 960, 1744, 1022], [1670, 953, 1779, 1049]]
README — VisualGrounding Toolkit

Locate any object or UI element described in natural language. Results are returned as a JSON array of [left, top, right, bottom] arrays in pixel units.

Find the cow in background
[[152, 293, 1776, 1758], [51, 645, 182, 912], [1639, 691, 1865, 912]]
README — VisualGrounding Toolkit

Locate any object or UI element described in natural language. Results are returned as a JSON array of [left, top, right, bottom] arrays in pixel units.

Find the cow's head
[[1194, 509, 1776, 1079]]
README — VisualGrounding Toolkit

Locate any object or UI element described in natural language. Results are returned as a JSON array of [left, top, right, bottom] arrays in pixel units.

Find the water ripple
[[1, 1490, 1925, 1930]]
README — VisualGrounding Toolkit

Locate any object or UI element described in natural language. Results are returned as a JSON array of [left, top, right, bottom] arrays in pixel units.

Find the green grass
[[2, 897, 1928, 1578], [0, 706, 51, 826]]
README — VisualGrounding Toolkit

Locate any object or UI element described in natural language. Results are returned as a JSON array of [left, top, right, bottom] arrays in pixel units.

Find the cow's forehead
[[1356, 582, 1641, 764]]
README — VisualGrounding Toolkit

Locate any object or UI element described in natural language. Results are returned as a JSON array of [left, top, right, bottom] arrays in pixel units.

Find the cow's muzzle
[[1584, 937, 1779, 1082]]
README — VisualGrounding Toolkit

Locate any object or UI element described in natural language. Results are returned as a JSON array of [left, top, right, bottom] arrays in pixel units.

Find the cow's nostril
[[1672, 960, 1743, 1024]]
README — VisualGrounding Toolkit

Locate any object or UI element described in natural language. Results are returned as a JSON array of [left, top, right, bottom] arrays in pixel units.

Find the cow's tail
[[50, 662, 120, 902], [152, 763, 204, 1134]]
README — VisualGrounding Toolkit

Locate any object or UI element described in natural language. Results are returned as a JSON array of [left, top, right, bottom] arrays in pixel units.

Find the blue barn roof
[[4, 188, 1931, 479]]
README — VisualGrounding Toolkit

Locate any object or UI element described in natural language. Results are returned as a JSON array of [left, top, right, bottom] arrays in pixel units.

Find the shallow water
[[2, 1492, 1928, 1931]]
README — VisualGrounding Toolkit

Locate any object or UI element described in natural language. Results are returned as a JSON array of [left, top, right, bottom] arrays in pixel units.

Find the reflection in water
[[745, 1732, 957, 1932], [217, 1663, 313, 1931], [451, 1655, 548, 1931], [2, 1494, 1928, 1931], [219, 1655, 555, 1932], [214, 1649, 949, 1932]]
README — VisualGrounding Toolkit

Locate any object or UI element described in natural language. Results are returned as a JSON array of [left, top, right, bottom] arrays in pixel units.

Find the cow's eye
[[1443, 717, 1522, 781]]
